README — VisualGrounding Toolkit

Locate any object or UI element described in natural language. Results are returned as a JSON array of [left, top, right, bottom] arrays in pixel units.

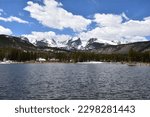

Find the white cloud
[[121, 18, 150, 37], [0, 16, 29, 24], [94, 13, 123, 27], [23, 1, 150, 45], [0, 9, 3, 13], [0, 25, 12, 35], [78, 13, 150, 44], [0, 9, 3, 16], [23, 13, 150, 46], [24, 0, 91, 32]]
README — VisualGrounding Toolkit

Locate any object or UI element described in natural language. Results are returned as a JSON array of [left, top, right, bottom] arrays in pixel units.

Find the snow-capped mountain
[[66, 37, 82, 49], [35, 38, 57, 47], [1, 34, 150, 54], [22, 35, 118, 50], [84, 38, 117, 49]]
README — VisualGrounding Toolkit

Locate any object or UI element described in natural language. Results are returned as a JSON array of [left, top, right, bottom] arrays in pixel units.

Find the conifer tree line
[[0, 47, 150, 63], [54, 49, 150, 63], [0, 48, 49, 62]]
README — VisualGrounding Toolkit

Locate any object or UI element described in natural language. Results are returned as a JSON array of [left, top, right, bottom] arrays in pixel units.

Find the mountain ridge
[[0, 34, 150, 54]]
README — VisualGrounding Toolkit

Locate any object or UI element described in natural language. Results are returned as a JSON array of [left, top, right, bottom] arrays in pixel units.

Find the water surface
[[0, 63, 150, 100]]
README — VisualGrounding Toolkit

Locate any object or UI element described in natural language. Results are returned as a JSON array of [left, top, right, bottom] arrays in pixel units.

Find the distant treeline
[[55, 49, 150, 63], [0, 47, 150, 63], [0, 48, 49, 62]]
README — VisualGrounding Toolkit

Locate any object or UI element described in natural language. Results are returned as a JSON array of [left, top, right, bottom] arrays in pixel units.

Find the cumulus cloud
[[0, 9, 3, 12], [0, 9, 3, 15], [23, 0, 150, 44], [0, 25, 12, 35], [78, 13, 150, 44], [94, 13, 123, 27], [24, 0, 91, 32], [121, 18, 150, 37], [94, 13, 129, 27], [0, 16, 29, 24], [23, 13, 150, 45]]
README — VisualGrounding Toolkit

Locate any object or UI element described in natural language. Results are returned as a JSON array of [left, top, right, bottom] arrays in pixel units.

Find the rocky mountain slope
[[0, 34, 150, 54], [0, 35, 36, 50], [90, 41, 150, 54]]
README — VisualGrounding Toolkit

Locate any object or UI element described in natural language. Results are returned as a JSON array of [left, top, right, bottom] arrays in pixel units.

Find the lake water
[[0, 63, 150, 100]]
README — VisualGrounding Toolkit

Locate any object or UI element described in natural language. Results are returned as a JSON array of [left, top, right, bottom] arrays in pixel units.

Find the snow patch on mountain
[[22, 33, 146, 50], [22, 35, 119, 49]]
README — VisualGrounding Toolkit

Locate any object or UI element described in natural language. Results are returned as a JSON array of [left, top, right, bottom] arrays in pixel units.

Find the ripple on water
[[0, 63, 150, 99]]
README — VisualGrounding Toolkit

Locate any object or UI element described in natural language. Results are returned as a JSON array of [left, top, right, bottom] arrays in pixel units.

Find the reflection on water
[[0, 63, 150, 100]]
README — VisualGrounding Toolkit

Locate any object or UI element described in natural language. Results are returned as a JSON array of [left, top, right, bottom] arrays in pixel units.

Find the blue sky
[[0, 0, 150, 43]]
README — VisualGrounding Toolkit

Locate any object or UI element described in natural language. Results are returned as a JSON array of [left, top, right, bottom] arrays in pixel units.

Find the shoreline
[[108, 61, 150, 67], [0, 61, 150, 66]]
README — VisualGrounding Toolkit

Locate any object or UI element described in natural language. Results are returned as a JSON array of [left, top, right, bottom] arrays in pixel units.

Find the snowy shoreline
[[0, 61, 150, 66], [77, 61, 103, 64]]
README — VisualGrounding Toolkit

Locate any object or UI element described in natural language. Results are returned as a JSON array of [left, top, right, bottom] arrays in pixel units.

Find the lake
[[0, 63, 150, 100]]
